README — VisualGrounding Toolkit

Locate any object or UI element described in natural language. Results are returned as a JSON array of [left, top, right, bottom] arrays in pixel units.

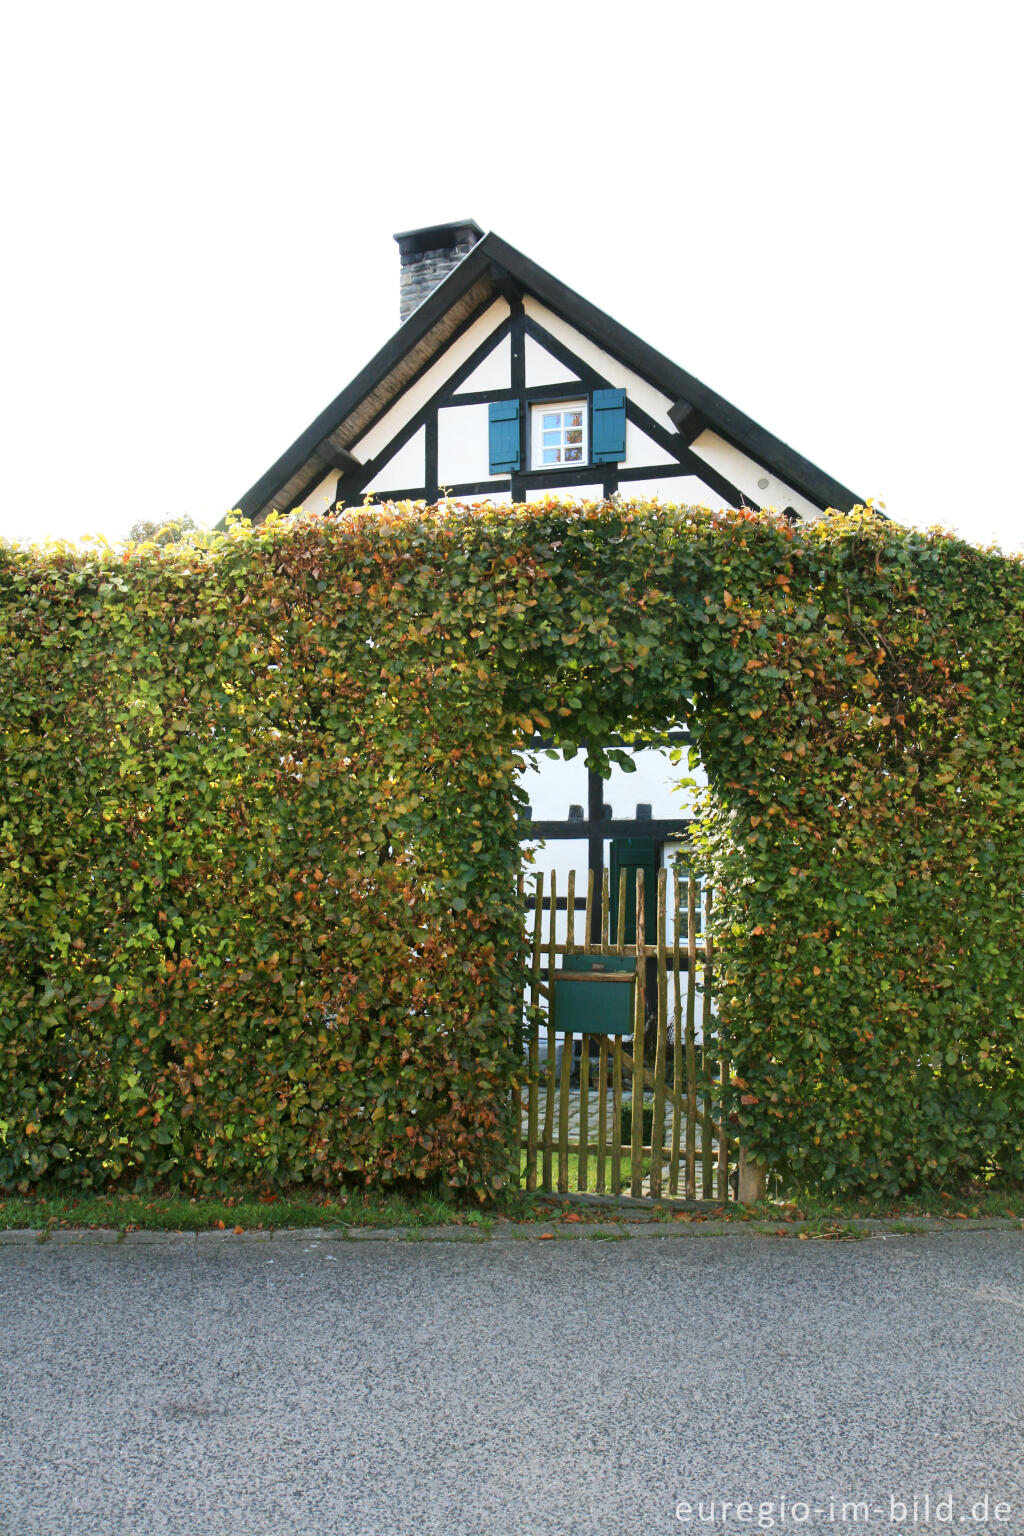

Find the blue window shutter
[[488, 399, 520, 474], [591, 388, 627, 463]]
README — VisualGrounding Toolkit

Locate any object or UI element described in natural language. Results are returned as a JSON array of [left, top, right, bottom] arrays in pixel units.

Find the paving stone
[[275, 1227, 352, 1245], [629, 1219, 741, 1238], [46, 1228, 121, 1245], [195, 1228, 271, 1245], [0, 1228, 44, 1245], [489, 1223, 557, 1241], [122, 1229, 197, 1245], [553, 1223, 627, 1240], [410, 1226, 489, 1242], [344, 1227, 410, 1242], [954, 1217, 1022, 1231]]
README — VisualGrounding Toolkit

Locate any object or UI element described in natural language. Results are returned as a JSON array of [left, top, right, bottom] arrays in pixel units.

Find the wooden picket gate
[[519, 867, 733, 1201]]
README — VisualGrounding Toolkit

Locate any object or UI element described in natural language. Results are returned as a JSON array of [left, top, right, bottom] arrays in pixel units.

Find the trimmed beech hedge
[[2, 501, 1023, 1197]]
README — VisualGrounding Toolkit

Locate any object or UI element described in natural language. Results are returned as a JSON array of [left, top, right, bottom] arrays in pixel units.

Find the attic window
[[532, 403, 586, 467]]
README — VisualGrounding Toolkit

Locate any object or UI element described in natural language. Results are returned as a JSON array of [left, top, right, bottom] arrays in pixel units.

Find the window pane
[[566, 429, 582, 444], [542, 448, 560, 464], [566, 411, 583, 427], [543, 430, 561, 446], [542, 413, 560, 429], [565, 447, 583, 462]]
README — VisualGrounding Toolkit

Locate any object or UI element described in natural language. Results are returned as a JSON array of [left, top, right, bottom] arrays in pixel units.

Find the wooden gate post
[[737, 1147, 767, 1204]]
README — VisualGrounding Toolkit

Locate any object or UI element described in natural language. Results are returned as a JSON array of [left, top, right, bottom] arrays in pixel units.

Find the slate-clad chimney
[[393, 219, 484, 324]]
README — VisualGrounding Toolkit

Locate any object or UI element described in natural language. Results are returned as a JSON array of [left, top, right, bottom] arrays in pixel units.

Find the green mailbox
[[553, 953, 637, 1035], [608, 838, 660, 946]]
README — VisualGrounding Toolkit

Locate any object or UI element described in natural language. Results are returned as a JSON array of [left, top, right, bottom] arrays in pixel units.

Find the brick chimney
[[393, 219, 484, 324]]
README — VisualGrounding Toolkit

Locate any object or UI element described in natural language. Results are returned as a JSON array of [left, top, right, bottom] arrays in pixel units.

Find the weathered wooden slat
[[686, 874, 698, 1200], [612, 1034, 623, 1196], [543, 869, 571, 1191], [612, 864, 627, 1196], [516, 871, 525, 1181], [557, 1015, 572, 1194], [708, 884, 728, 1201], [650, 868, 668, 1198], [559, 872, 589, 1192], [630, 870, 646, 1198], [669, 868, 683, 1197], [544, 870, 558, 1193], [578, 1015, 590, 1192], [526, 872, 544, 1192], [596, 1035, 608, 1193]]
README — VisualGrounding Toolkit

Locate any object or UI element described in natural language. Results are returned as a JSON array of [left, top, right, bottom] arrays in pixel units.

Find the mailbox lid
[[559, 953, 637, 977], [553, 955, 637, 1035]]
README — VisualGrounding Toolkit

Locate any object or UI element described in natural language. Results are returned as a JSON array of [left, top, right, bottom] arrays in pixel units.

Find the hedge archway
[[2, 500, 1022, 1197]]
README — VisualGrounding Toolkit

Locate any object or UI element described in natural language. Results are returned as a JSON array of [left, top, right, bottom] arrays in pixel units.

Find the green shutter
[[488, 399, 520, 474], [591, 388, 626, 463]]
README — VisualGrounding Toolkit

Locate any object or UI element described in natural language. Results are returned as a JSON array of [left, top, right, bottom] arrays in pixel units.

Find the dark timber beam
[[668, 399, 705, 445], [315, 441, 362, 474], [488, 261, 522, 306], [524, 819, 692, 840]]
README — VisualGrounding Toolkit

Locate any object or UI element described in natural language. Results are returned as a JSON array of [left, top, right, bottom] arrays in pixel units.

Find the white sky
[[1, 1, 1021, 551]]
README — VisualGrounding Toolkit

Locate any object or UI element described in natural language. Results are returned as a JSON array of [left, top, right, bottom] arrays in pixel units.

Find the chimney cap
[[393, 219, 485, 259]]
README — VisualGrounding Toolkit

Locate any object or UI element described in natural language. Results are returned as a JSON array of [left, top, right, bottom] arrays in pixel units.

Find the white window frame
[[530, 400, 588, 470]]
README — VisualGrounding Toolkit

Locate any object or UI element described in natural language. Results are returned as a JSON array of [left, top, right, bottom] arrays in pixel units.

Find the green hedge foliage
[[2, 500, 1022, 1196]]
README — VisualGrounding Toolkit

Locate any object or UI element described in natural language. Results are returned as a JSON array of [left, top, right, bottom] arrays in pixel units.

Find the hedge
[[2, 500, 1023, 1197]]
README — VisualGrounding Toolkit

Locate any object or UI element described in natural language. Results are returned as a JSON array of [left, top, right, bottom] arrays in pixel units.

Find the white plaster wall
[[525, 333, 581, 388], [603, 747, 704, 821], [437, 403, 497, 486], [525, 484, 605, 504], [293, 471, 338, 515], [689, 430, 822, 521], [519, 751, 588, 820], [624, 418, 677, 469], [619, 475, 733, 511], [460, 490, 513, 506], [453, 334, 511, 394], [364, 425, 425, 494], [523, 298, 676, 433], [351, 300, 510, 462]]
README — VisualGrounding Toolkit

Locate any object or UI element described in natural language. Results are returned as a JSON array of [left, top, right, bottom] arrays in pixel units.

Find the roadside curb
[[4, 1216, 1023, 1248]]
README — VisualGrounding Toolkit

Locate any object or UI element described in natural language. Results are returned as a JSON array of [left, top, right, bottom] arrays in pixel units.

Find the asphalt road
[[2, 1230, 1023, 1536]]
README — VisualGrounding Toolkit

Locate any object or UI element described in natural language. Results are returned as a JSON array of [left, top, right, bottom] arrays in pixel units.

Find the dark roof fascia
[[481, 234, 864, 514], [233, 239, 500, 520]]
